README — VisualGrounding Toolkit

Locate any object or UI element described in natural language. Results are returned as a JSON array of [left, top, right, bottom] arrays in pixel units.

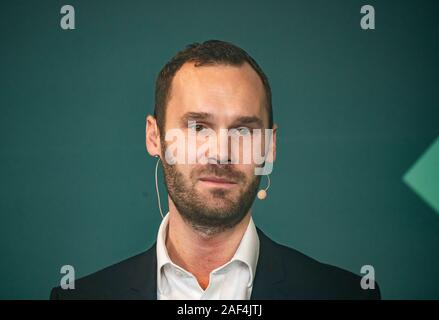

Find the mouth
[[198, 176, 238, 188]]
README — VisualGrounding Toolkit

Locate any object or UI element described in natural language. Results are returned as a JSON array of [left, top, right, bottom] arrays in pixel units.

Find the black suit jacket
[[50, 228, 380, 300]]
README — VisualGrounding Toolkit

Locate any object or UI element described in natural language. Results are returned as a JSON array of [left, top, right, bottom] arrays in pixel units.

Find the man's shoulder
[[256, 229, 381, 300], [50, 245, 156, 300]]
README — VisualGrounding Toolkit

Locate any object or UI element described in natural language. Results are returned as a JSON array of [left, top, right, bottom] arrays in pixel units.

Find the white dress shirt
[[156, 213, 260, 300]]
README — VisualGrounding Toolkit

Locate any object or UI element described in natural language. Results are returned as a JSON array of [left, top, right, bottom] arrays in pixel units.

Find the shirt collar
[[156, 213, 260, 286]]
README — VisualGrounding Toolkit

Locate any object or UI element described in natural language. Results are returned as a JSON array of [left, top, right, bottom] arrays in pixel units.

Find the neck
[[165, 199, 251, 290]]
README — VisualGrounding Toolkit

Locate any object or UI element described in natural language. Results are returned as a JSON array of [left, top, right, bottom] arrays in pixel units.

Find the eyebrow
[[232, 116, 264, 128], [180, 112, 213, 124]]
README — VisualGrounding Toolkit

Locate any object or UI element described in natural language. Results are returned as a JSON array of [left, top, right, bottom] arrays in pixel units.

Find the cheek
[[233, 164, 255, 183], [185, 164, 203, 183], [236, 137, 253, 164]]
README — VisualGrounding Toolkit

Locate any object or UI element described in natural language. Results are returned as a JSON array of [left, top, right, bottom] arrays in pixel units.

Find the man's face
[[160, 62, 272, 234]]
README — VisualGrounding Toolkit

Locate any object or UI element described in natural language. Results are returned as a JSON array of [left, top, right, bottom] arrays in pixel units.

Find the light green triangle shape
[[403, 136, 439, 215]]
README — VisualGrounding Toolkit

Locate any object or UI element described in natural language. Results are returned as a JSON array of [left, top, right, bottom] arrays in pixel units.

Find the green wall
[[1, 0, 438, 299]]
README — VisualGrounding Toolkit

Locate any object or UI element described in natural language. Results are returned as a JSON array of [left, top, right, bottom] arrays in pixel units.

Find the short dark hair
[[154, 40, 273, 134]]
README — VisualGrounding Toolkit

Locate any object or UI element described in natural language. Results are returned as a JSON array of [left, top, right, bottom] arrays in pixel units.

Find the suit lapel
[[251, 228, 286, 299], [124, 244, 158, 300]]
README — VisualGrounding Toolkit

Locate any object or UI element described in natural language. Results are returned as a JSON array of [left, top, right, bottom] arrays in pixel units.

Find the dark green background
[[1, 0, 438, 299]]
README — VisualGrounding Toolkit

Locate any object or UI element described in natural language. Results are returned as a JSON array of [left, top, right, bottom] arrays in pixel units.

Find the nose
[[205, 130, 232, 165]]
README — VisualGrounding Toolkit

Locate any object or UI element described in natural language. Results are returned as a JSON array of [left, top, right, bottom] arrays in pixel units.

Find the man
[[50, 40, 380, 300]]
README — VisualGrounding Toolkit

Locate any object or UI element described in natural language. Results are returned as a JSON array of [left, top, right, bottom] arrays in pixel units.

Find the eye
[[189, 123, 207, 132], [236, 127, 251, 136]]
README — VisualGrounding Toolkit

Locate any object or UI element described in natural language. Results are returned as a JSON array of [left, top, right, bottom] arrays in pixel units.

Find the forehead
[[165, 62, 268, 126]]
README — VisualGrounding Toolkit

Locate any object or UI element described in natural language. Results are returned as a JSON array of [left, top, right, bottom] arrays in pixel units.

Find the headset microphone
[[257, 174, 271, 200]]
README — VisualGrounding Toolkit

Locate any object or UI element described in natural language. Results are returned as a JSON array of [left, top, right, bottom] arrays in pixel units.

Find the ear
[[145, 115, 162, 157]]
